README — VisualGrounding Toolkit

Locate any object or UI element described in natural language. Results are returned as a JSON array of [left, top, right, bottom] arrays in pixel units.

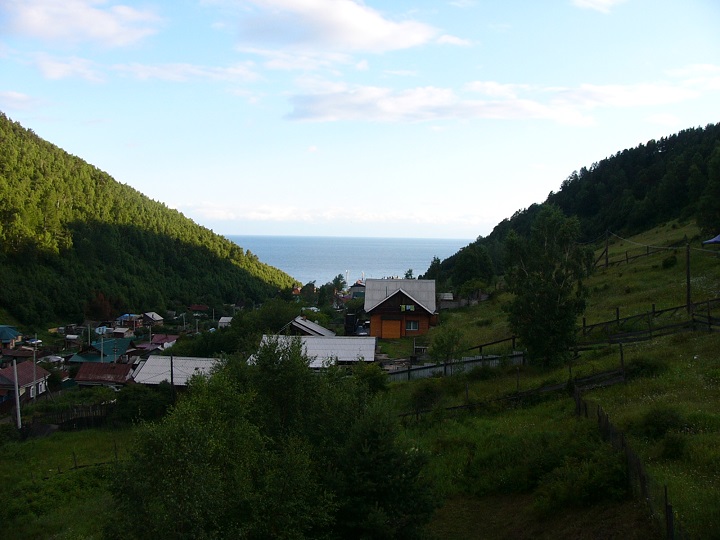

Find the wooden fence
[[573, 387, 689, 539], [387, 352, 525, 383]]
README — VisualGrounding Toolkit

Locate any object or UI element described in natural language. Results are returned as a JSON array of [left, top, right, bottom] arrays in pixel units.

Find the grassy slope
[[407, 219, 720, 539]]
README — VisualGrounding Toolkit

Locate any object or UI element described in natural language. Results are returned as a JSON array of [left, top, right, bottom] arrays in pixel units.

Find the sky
[[1, 0, 719, 240]]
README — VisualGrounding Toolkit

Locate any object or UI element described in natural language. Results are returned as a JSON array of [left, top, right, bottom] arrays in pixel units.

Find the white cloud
[[33, 53, 104, 82], [236, 0, 438, 53], [286, 77, 711, 125], [0, 90, 35, 110], [1, 0, 161, 46], [113, 62, 259, 82], [437, 34, 472, 46], [571, 0, 627, 14]]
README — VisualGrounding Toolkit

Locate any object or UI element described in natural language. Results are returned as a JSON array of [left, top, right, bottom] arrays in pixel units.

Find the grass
[[0, 428, 136, 540], [401, 220, 720, 539]]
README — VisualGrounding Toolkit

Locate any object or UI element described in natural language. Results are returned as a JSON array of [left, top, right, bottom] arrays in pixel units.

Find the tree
[[504, 205, 593, 367], [404, 268, 414, 279], [429, 325, 467, 375]]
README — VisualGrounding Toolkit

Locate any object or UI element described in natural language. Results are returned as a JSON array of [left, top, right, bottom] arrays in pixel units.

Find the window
[[406, 320, 419, 331]]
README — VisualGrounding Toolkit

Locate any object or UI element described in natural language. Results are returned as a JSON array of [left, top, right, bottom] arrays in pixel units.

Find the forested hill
[[0, 112, 296, 327], [424, 122, 720, 287]]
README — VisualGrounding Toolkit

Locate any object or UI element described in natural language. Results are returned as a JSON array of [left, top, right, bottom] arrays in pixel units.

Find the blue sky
[[1, 0, 719, 239]]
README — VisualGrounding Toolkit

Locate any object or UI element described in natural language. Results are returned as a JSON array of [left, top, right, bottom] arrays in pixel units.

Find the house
[[143, 312, 164, 326], [349, 281, 366, 299], [132, 356, 219, 387], [74, 362, 134, 389], [151, 334, 179, 350], [218, 316, 233, 329], [115, 313, 142, 328], [363, 279, 437, 339], [282, 315, 336, 337], [0, 360, 50, 408], [112, 327, 135, 339], [0, 325, 22, 349], [255, 335, 376, 369], [68, 337, 136, 364]]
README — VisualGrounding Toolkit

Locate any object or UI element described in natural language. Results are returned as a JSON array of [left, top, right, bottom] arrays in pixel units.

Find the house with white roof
[[255, 335, 376, 369], [132, 355, 219, 387]]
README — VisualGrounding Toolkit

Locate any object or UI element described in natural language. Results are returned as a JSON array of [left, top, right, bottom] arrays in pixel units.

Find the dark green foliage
[[427, 123, 720, 286], [534, 444, 628, 515], [109, 339, 436, 539], [410, 378, 444, 413], [331, 399, 436, 540], [112, 382, 174, 424], [635, 405, 686, 439], [0, 423, 21, 447], [504, 205, 594, 367], [0, 113, 296, 326], [662, 254, 678, 269], [624, 356, 668, 379]]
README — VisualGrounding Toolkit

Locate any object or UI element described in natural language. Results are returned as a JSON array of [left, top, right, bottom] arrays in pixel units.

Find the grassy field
[[0, 428, 136, 540]]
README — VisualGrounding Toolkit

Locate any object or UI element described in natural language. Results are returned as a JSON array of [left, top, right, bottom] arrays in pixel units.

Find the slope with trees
[[427, 122, 720, 291], [0, 112, 296, 326]]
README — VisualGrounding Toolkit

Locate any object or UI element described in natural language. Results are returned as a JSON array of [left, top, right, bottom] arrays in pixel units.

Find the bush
[[662, 254, 678, 269], [636, 405, 685, 439], [410, 379, 444, 414], [0, 423, 21, 447], [624, 356, 667, 379], [534, 444, 628, 515]]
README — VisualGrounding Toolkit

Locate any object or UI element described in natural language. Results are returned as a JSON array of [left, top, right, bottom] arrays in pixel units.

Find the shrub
[[0, 423, 21, 447], [624, 356, 667, 379], [636, 405, 685, 439], [662, 254, 678, 269], [410, 379, 444, 413], [534, 445, 628, 515]]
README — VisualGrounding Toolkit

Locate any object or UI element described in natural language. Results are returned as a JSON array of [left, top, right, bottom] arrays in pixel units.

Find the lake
[[226, 235, 471, 286]]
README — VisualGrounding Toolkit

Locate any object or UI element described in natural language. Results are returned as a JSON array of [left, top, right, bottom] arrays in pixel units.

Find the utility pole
[[32, 334, 37, 402], [12, 359, 22, 429], [686, 242, 692, 314]]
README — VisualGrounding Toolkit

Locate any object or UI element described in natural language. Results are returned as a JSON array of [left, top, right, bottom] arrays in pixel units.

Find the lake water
[[226, 235, 471, 286]]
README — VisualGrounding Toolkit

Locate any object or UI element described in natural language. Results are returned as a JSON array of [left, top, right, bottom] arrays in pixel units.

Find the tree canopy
[[504, 205, 594, 366], [0, 112, 296, 326]]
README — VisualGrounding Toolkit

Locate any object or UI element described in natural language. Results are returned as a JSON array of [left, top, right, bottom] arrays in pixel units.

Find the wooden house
[[364, 279, 437, 339]]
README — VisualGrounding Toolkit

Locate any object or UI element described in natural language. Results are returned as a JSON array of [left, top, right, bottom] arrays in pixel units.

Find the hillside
[[0, 113, 296, 327], [425, 122, 720, 288]]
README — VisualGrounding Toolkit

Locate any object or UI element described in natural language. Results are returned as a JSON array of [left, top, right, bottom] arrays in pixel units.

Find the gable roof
[[75, 362, 133, 384], [258, 335, 375, 369], [132, 356, 219, 386], [0, 360, 50, 388], [68, 337, 135, 363], [287, 316, 336, 337], [0, 325, 21, 343], [144, 312, 163, 322], [363, 279, 436, 313]]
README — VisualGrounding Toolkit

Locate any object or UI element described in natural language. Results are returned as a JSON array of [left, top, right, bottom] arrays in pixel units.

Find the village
[[0, 278, 469, 426]]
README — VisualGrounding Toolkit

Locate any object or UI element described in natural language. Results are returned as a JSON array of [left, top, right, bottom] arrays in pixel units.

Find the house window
[[406, 320, 419, 331]]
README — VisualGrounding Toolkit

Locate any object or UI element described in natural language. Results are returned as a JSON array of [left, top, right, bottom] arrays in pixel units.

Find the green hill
[[425, 122, 720, 289], [0, 112, 296, 327]]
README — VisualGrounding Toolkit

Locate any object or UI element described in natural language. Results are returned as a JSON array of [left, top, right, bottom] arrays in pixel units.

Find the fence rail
[[387, 352, 525, 383], [573, 388, 688, 539]]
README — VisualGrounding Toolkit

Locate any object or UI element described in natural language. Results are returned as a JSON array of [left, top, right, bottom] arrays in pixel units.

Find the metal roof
[[259, 335, 375, 369], [132, 356, 219, 386], [288, 316, 336, 337], [0, 360, 50, 388], [363, 279, 436, 313]]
